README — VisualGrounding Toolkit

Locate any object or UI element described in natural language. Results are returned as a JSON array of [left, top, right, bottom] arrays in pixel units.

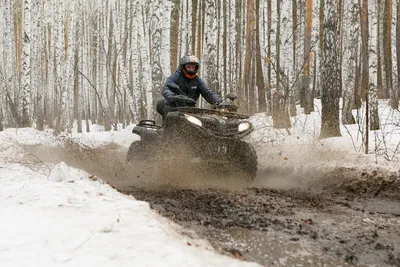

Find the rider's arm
[[162, 72, 179, 99], [197, 78, 222, 105]]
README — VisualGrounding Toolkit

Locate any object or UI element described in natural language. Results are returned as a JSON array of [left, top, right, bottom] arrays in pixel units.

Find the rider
[[157, 54, 222, 120]]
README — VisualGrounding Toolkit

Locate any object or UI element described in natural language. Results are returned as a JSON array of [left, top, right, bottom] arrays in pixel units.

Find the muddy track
[[24, 142, 400, 267], [119, 184, 400, 267]]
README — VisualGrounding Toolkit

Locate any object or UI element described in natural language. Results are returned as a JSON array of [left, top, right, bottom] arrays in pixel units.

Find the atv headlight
[[238, 122, 251, 132], [184, 114, 202, 126]]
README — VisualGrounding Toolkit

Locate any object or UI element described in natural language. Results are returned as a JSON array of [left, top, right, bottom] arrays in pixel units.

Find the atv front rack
[[137, 120, 162, 130]]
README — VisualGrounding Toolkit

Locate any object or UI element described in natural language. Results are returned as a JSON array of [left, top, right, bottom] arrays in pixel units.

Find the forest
[[0, 0, 399, 140]]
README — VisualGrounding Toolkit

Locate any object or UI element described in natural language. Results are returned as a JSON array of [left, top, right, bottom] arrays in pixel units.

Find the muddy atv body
[[127, 95, 258, 181]]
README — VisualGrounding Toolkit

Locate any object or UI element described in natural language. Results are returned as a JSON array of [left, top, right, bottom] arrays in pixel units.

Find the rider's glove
[[213, 100, 222, 109]]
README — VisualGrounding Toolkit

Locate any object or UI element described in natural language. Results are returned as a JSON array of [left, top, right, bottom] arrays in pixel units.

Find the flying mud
[[24, 141, 400, 267]]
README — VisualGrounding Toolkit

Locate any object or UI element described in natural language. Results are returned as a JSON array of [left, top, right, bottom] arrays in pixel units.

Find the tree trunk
[[204, 0, 219, 96], [370, 84, 380, 130], [170, 0, 180, 73], [21, 0, 31, 127], [377, 0, 384, 99], [267, 0, 272, 114], [0, 106, 3, 131], [318, 0, 324, 99], [222, 0, 227, 95], [302, 0, 312, 114], [255, 0, 266, 112], [235, 0, 243, 107], [243, 0, 255, 113], [320, 0, 341, 139], [342, 0, 359, 125], [397, 0, 400, 103], [383, 0, 395, 108], [73, 18, 82, 133], [272, 0, 290, 129], [361, 0, 370, 152]]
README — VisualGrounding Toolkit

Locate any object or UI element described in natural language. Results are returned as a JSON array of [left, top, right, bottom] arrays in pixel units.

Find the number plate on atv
[[216, 145, 228, 154]]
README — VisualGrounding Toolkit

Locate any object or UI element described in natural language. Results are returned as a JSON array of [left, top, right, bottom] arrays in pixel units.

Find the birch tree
[[170, 0, 180, 73], [266, 0, 272, 113], [235, 0, 243, 101], [73, 3, 82, 133], [320, 0, 341, 138], [203, 0, 219, 96], [21, 0, 32, 127], [397, 0, 400, 102], [149, 0, 164, 113], [342, 0, 358, 125], [255, 0, 266, 112]]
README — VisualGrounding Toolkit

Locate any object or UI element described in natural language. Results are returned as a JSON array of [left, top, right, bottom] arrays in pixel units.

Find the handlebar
[[168, 95, 197, 107]]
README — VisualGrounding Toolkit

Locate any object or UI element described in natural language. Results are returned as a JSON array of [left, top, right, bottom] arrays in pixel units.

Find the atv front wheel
[[234, 141, 258, 181], [126, 141, 152, 162]]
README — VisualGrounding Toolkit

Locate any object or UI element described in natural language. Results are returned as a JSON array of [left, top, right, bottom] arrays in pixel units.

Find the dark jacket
[[162, 69, 221, 107]]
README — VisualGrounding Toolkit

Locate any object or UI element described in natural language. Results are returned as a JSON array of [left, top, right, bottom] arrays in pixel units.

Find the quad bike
[[126, 85, 258, 181]]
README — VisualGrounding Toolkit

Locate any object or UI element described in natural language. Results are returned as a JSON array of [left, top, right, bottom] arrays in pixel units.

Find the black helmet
[[180, 54, 200, 77]]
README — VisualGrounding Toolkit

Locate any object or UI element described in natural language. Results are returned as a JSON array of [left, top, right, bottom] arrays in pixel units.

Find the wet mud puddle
[[121, 186, 400, 267]]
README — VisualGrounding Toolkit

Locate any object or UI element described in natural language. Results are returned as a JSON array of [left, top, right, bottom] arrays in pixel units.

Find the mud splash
[[22, 141, 400, 266]]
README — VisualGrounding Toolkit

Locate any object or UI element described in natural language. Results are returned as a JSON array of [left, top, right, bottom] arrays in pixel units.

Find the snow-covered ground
[[1, 99, 399, 266], [0, 128, 259, 267]]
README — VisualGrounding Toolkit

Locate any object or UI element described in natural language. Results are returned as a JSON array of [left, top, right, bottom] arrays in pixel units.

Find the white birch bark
[[31, 0, 44, 129], [129, 2, 141, 122], [160, 0, 171, 82], [228, 0, 237, 91], [149, 0, 164, 109], [341, 0, 359, 125], [137, 2, 152, 118], [53, 0, 68, 132], [98, 7, 107, 126], [21, 0, 32, 127], [203, 0, 219, 95], [2, 0, 14, 97], [0, 0, 4, 128]]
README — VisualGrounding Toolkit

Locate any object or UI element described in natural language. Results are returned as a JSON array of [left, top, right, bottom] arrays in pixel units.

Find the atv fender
[[132, 120, 161, 142]]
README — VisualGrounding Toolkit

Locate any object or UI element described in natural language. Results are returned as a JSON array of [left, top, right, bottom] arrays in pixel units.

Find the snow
[[0, 131, 257, 267], [1, 99, 400, 266]]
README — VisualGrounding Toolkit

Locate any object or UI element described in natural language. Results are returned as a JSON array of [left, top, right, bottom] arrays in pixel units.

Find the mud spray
[[23, 139, 400, 266]]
